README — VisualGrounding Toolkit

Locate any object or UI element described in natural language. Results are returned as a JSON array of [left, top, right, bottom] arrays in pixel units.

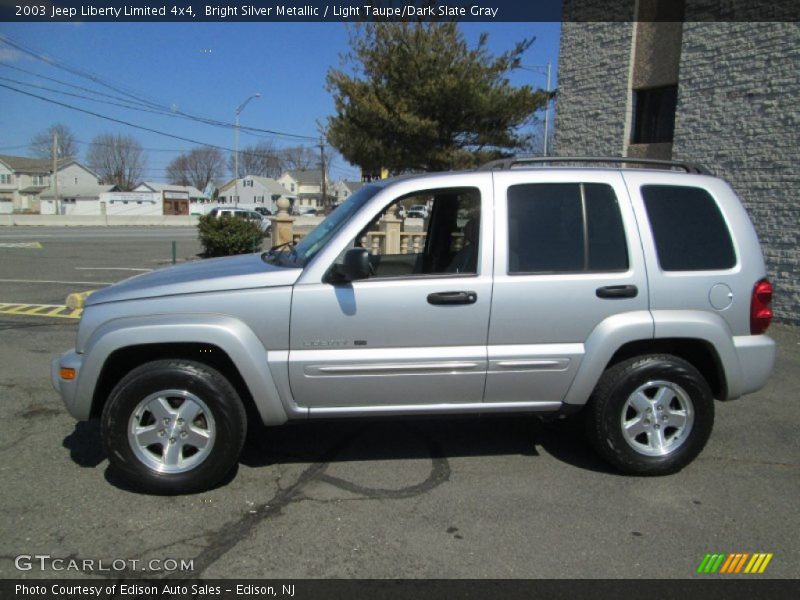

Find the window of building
[[631, 85, 678, 144], [32, 175, 49, 186], [508, 183, 628, 274], [244, 179, 253, 187], [642, 185, 736, 271], [0, 174, 12, 185]]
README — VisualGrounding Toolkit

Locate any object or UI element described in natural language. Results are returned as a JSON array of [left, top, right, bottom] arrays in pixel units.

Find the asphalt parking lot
[[0, 226, 798, 579]]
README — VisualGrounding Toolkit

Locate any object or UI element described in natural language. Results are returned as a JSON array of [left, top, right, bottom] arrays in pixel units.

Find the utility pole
[[233, 93, 261, 205], [318, 138, 327, 210], [52, 131, 59, 215]]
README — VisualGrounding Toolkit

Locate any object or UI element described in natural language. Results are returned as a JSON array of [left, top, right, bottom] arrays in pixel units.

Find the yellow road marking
[[0, 303, 82, 319], [0, 241, 42, 249]]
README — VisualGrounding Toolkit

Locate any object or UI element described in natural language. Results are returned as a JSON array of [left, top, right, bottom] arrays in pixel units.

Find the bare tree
[[229, 141, 283, 179], [168, 146, 226, 190], [279, 145, 317, 171], [29, 124, 78, 162], [86, 133, 146, 190], [166, 155, 191, 186]]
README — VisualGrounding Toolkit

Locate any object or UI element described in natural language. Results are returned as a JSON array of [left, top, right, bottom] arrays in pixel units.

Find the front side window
[[642, 185, 736, 271], [341, 187, 481, 279], [508, 183, 628, 274]]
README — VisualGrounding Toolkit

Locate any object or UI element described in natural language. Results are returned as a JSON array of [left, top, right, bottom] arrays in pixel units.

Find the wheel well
[[91, 343, 257, 419], [605, 338, 727, 400]]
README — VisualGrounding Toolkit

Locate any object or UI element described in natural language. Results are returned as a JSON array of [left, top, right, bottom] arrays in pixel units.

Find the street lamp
[[234, 92, 261, 205], [520, 62, 552, 156]]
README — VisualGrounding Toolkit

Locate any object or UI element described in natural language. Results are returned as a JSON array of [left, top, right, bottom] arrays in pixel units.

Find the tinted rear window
[[507, 183, 628, 273], [642, 185, 736, 271]]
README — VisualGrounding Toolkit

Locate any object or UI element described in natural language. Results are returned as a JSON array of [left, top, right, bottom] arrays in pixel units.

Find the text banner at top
[[3, 0, 799, 23]]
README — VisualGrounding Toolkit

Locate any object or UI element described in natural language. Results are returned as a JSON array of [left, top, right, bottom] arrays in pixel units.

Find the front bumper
[[51, 350, 89, 420]]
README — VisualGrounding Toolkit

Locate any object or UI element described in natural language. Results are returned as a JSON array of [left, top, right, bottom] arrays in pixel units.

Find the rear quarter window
[[642, 185, 736, 271]]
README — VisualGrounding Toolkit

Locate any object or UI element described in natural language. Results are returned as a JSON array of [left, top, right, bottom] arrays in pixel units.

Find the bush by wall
[[198, 214, 267, 257]]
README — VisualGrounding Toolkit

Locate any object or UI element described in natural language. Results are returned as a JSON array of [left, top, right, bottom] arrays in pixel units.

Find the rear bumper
[[730, 334, 776, 399], [51, 350, 90, 420]]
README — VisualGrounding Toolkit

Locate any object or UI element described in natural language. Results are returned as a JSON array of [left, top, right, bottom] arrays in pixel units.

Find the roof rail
[[478, 156, 709, 175]]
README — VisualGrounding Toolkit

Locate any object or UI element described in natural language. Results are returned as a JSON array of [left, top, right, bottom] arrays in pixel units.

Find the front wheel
[[585, 354, 714, 475], [101, 360, 247, 494]]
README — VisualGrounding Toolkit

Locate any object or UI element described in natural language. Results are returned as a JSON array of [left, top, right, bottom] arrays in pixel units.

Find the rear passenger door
[[486, 171, 649, 404]]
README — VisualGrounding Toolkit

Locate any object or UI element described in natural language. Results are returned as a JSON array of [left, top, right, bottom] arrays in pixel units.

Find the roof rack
[[479, 156, 709, 175]]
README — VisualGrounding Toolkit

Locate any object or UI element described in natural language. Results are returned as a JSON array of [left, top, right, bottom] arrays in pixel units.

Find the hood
[[85, 253, 301, 306]]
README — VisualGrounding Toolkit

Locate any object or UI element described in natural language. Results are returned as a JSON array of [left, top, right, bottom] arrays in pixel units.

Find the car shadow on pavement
[[238, 415, 616, 475], [61, 413, 616, 494], [62, 420, 105, 468]]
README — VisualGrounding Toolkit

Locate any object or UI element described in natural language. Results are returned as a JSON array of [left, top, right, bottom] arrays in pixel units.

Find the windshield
[[262, 184, 381, 267]]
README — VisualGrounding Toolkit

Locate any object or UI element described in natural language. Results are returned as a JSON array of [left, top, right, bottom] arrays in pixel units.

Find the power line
[[0, 81, 244, 152], [0, 34, 319, 142]]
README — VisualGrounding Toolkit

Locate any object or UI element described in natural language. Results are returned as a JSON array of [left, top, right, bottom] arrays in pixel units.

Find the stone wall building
[[555, 2, 800, 323]]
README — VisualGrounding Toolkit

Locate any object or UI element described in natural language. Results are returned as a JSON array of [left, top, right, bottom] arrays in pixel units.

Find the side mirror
[[340, 248, 372, 282]]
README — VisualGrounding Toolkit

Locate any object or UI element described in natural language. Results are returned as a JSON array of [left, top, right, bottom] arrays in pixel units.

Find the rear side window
[[508, 183, 628, 274], [642, 185, 736, 271]]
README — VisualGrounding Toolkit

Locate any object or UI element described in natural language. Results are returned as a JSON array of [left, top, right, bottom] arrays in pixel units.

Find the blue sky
[[0, 22, 560, 182]]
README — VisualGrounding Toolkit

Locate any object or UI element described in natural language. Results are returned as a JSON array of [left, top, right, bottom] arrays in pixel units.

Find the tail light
[[750, 279, 773, 335]]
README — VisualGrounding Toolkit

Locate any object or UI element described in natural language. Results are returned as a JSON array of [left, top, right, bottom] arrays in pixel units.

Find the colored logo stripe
[[698, 553, 773, 574]]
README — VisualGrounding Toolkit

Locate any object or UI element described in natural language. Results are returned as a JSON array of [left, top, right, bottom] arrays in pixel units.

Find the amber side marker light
[[60, 367, 76, 381]]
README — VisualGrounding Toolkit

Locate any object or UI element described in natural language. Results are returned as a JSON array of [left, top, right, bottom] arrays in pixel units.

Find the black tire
[[101, 360, 247, 494], [585, 354, 714, 475]]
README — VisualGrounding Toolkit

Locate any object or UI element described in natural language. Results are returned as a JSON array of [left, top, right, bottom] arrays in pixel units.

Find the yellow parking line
[[0, 241, 42, 249], [0, 303, 82, 319]]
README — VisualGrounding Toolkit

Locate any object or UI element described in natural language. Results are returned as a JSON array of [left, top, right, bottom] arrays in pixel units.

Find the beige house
[[332, 180, 365, 204], [217, 176, 297, 212], [0, 155, 100, 213], [277, 169, 329, 211]]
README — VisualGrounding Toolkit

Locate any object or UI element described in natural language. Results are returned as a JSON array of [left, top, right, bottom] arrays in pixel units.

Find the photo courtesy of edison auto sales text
[[15, 583, 296, 597]]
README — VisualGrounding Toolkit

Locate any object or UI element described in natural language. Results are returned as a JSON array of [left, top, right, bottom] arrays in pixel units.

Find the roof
[[218, 176, 297, 198], [0, 154, 74, 173], [40, 184, 117, 199], [341, 180, 365, 193], [137, 182, 207, 198], [283, 169, 325, 185]]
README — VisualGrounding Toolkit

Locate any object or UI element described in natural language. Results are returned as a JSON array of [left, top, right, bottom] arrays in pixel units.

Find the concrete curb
[[65, 291, 94, 310]]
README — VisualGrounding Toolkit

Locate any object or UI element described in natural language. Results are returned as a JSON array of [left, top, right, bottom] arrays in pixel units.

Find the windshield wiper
[[262, 240, 298, 264]]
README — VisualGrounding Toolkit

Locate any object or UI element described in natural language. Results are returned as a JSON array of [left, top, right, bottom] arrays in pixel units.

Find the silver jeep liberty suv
[[52, 157, 776, 494]]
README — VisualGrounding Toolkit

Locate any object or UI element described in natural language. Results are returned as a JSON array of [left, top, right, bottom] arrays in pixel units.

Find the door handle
[[427, 291, 478, 305], [596, 285, 638, 299]]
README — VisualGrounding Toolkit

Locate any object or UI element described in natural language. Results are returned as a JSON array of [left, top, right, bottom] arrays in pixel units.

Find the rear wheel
[[585, 354, 714, 475], [101, 360, 247, 494]]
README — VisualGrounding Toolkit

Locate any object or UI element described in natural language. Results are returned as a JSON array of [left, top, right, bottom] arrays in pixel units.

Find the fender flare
[[78, 313, 289, 425], [563, 311, 654, 405]]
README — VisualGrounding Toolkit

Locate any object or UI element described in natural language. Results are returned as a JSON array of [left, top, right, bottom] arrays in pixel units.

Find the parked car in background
[[208, 206, 270, 233], [406, 204, 428, 219], [253, 206, 272, 217]]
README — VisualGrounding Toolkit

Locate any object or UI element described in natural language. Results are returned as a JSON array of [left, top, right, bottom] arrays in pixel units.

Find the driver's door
[[288, 180, 493, 410]]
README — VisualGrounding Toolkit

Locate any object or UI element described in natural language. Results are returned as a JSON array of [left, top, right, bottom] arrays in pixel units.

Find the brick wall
[[556, 20, 800, 323], [554, 21, 634, 157], [672, 23, 800, 323]]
